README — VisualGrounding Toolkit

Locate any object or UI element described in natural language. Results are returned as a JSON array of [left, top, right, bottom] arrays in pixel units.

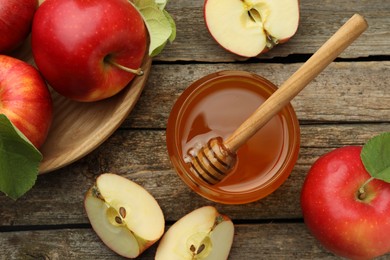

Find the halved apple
[[84, 173, 165, 258], [204, 0, 300, 57], [155, 206, 234, 259]]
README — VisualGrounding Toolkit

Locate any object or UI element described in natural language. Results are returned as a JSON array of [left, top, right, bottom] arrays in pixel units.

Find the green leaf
[[154, 0, 168, 10], [0, 114, 42, 200], [361, 132, 390, 182], [132, 0, 176, 57], [164, 9, 176, 43]]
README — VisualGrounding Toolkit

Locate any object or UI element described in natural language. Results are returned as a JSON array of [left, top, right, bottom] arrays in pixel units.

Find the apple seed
[[119, 207, 126, 218], [246, 7, 279, 49], [187, 233, 212, 259], [247, 8, 261, 24], [115, 216, 123, 224], [190, 243, 206, 259], [197, 243, 206, 255]]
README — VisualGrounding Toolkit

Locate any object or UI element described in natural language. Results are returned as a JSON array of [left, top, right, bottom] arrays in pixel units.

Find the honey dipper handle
[[224, 14, 368, 152]]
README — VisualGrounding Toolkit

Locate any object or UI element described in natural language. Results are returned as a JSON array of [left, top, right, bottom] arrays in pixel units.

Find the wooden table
[[1, 0, 389, 259]]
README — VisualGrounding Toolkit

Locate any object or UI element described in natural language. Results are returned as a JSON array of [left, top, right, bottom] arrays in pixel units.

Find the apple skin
[[0, 0, 38, 53], [31, 0, 147, 102], [0, 55, 53, 148], [301, 146, 390, 259]]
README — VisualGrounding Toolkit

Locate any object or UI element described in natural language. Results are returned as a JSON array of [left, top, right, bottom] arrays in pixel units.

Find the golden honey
[[166, 71, 300, 204]]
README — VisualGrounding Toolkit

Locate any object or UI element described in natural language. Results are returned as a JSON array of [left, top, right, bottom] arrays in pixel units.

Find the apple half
[[204, 0, 300, 57], [84, 173, 165, 258], [155, 206, 234, 259]]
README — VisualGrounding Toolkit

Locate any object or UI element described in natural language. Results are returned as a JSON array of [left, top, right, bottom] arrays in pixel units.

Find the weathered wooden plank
[[155, 0, 390, 61], [0, 124, 388, 226], [13, 2, 388, 64], [1, 224, 389, 259], [125, 61, 390, 128]]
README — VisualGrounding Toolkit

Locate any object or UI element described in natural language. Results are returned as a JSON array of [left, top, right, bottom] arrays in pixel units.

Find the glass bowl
[[166, 70, 300, 204]]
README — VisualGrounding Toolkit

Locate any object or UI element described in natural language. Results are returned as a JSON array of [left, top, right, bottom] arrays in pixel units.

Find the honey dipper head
[[189, 137, 237, 185]]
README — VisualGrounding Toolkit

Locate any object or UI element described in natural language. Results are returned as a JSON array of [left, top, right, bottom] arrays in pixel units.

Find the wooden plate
[[37, 57, 151, 174], [16, 40, 151, 175]]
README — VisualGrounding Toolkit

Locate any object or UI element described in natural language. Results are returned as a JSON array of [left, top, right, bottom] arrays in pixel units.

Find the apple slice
[[204, 0, 300, 57], [155, 206, 234, 259], [84, 173, 165, 258]]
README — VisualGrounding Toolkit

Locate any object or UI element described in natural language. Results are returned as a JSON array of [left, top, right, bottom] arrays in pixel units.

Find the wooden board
[[1, 224, 390, 259], [1, 0, 389, 259]]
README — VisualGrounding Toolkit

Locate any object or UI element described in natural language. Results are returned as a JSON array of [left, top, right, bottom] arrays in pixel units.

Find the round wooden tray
[[16, 37, 151, 175], [38, 57, 151, 174]]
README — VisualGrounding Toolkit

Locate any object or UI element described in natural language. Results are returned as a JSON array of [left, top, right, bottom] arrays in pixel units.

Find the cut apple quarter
[[84, 173, 165, 258], [204, 0, 300, 57], [155, 206, 234, 260]]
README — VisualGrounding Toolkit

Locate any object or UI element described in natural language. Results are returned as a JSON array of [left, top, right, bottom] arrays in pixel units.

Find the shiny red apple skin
[[0, 0, 38, 53], [0, 55, 53, 148], [301, 146, 390, 259], [31, 0, 147, 102]]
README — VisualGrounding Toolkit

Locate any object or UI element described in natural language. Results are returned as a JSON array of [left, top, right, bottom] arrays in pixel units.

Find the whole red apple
[[301, 146, 390, 259], [0, 55, 52, 148], [0, 0, 38, 53], [31, 0, 147, 102]]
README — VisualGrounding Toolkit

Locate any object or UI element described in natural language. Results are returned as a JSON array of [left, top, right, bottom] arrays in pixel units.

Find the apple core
[[187, 233, 212, 259], [106, 206, 125, 226]]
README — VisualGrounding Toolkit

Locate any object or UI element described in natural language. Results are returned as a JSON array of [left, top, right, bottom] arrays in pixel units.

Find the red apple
[[31, 0, 147, 102], [0, 55, 52, 148], [301, 146, 390, 259], [0, 0, 38, 53], [204, 0, 299, 57]]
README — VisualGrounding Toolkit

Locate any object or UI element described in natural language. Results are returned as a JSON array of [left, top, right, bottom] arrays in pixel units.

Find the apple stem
[[108, 59, 144, 76], [358, 176, 375, 200]]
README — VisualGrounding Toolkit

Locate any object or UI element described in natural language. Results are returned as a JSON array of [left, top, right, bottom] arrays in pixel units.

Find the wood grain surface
[[1, 0, 389, 259]]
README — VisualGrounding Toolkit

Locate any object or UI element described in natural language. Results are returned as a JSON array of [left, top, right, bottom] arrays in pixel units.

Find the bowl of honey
[[166, 70, 300, 204]]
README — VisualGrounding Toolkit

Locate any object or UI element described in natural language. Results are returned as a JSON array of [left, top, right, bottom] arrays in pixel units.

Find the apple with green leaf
[[31, 0, 147, 102], [0, 54, 52, 200], [0, 0, 38, 53], [155, 206, 234, 259], [204, 0, 299, 57], [0, 55, 52, 149], [301, 132, 390, 259], [84, 173, 165, 258]]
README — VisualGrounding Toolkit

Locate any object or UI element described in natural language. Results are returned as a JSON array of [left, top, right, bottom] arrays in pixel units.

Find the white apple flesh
[[84, 173, 165, 258], [204, 0, 299, 57], [155, 206, 234, 260]]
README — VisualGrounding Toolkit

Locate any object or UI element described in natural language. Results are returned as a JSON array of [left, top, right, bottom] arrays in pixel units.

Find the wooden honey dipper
[[188, 14, 368, 185]]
